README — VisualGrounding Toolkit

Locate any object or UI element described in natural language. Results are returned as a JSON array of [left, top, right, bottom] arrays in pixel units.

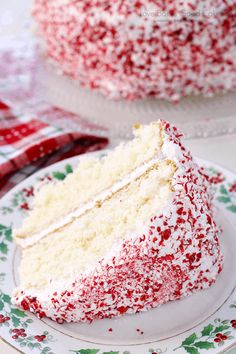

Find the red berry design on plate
[[34, 334, 46, 342], [231, 319, 236, 328], [229, 183, 236, 193], [12, 329, 19, 333], [0, 315, 11, 323], [19, 329, 26, 337], [11, 328, 27, 339], [20, 202, 29, 211], [23, 187, 34, 197], [214, 332, 228, 342]]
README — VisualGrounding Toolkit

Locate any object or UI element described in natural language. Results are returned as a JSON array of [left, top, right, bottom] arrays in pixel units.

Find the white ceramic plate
[[1, 151, 236, 354]]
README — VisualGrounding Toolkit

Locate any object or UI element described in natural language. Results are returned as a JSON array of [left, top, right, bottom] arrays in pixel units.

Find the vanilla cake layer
[[12, 121, 223, 323], [19, 160, 176, 290], [15, 123, 163, 240]]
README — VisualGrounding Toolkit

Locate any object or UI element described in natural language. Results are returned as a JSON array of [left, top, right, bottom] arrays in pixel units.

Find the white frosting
[[161, 136, 182, 161]]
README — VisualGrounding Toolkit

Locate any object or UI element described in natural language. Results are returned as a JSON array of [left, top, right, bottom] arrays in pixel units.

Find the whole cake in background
[[12, 120, 222, 323], [33, 0, 236, 100]]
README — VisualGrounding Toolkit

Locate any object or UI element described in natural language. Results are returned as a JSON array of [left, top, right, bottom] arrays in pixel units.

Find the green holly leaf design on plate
[[52, 164, 74, 181], [10, 308, 26, 318], [71, 350, 100, 354], [217, 196, 231, 203], [227, 205, 236, 213], [26, 318, 33, 324], [4, 228, 12, 241], [65, 164, 73, 174], [52, 171, 66, 180], [201, 324, 214, 336], [194, 341, 215, 349], [41, 347, 54, 354], [0, 242, 8, 254], [103, 352, 119, 354], [220, 185, 228, 195], [181, 333, 197, 346], [11, 315, 20, 327], [213, 325, 230, 333], [0, 225, 13, 257], [183, 347, 200, 354], [33, 343, 41, 349], [224, 331, 231, 336], [0, 300, 4, 311], [2, 294, 11, 304], [0, 225, 8, 231], [27, 343, 35, 350], [1, 206, 13, 214]]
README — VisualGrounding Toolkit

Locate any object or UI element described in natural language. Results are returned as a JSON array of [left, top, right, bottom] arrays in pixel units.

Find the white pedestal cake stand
[[43, 63, 236, 140]]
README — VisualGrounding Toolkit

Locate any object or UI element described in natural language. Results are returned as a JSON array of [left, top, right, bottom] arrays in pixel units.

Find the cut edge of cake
[[17, 159, 177, 291], [14, 122, 164, 242]]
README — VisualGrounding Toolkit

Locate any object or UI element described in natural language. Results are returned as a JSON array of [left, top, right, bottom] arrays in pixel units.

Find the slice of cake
[[12, 121, 222, 323]]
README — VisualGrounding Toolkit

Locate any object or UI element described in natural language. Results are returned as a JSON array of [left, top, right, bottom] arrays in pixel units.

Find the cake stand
[[42, 61, 236, 140]]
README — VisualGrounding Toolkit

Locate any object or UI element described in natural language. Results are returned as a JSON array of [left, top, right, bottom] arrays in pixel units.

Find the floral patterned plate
[[1, 151, 236, 354]]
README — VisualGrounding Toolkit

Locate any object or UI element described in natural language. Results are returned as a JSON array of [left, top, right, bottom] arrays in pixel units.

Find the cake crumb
[[133, 123, 141, 130]]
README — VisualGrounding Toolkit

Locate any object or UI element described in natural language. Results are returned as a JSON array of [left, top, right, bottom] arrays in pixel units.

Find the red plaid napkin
[[0, 34, 109, 197], [0, 99, 108, 197]]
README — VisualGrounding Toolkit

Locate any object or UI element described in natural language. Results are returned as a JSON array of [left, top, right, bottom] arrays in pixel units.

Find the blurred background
[[0, 0, 236, 169], [0, 0, 31, 36]]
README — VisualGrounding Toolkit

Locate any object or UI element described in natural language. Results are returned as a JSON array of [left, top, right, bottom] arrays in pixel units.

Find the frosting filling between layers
[[14, 123, 164, 241], [16, 154, 174, 248]]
